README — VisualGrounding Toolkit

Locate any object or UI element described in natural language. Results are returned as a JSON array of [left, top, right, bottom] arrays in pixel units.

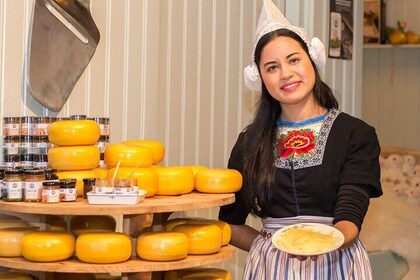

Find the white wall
[[0, 0, 363, 278]]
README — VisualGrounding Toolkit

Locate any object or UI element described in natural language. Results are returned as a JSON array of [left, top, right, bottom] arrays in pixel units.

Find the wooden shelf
[[0, 192, 235, 216], [0, 245, 235, 274], [364, 43, 420, 49]]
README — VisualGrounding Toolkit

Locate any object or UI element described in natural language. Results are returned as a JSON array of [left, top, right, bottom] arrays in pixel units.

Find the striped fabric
[[242, 216, 372, 280]]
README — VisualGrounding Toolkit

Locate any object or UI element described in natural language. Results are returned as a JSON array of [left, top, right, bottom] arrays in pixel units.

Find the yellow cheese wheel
[[107, 167, 158, 197], [122, 140, 165, 164], [70, 216, 116, 237], [0, 271, 34, 280], [195, 168, 242, 193], [48, 145, 100, 171], [21, 231, 75, 262], [164, 217, 203, 232], [171, 223, 222, 255], [206, 220, 231, 246], [0, 219, 30, 229], [48, 120, 100, 146], [104, 144, 154, 168], [93, 167, 109, 179], [0, 227, 36, 257], [56, 169, 97, 196], [155, 167, 194, 195], [136, 231, 189, 261], [166, 268, 232, 280], [76, 232, 132, 264]]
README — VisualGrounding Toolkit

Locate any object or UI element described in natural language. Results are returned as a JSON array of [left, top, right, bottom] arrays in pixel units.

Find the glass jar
[[33, 154, 48, 169], [89, 117, 110, 136], [36, 116, 50, 136], [3, 154, 20, 168], [82, 178, 96, 198], [42, 181, 60, 203], [3, 117, 20, 137], [59, 179, 77, 202], [2, 136, 20, 156], [2, 169, 24, 202], [44, 168, 59, 181], [24, 169, 44, 202], [20, 154, 34, 169], [20, 116, 33, 135], [19, 135, 34, 155]]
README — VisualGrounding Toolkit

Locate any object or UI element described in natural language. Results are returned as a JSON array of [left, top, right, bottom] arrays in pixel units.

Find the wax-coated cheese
[[155, 167, 194, 195], [48, 145, 100, 171], [122, 140, 165, 164], [195, 168, 242, 193], [136, 231, 189, 261], [171, 223, 222, 255], [107, 167, 158, 197], [70, 215, 116, 237], [0, 227, 36, 257], [104, 144, 154, 168], [48, 120, 100, 146], [21, 231, 75, 262], [76, 232, 132, 264], [56, 169, 97, 197], [93, 167, 109, 179]]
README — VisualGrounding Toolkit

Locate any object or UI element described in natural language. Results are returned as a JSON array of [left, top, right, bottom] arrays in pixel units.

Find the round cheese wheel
[[56, 169, 97, 197], [0, 271, 34, 280], [206, 220, 231, 246], [104, 144, 153, 168], [122, 140, 165, 164], [76, 232, 132, 264], [195, 168, 242, 193], [164, 217, 203, 232], [70, 216, 116, 237], [0, 227, 36, 257], [48, 120, 100, 146], [48, 145, 100, 171], [171, 223, 222, 255], [93, 167, 109, 179], [0, 219, 30, 229], [155, 167, 194, 195], [21, 231, 75, 262], [107, 167, 158, 197], [136, 231, 189, 261]]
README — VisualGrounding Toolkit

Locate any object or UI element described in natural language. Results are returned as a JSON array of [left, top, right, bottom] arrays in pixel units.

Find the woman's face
[[259, 36, 316, 107]]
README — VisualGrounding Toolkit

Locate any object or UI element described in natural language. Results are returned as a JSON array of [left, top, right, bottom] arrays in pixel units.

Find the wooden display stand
[[0, 192, 235, 280]]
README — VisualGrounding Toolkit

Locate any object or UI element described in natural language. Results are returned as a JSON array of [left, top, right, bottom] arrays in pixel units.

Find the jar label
[[42, 189, 60, 203], [60, 188, 77, 202], [37, 123, 49, 136], [4, 181, 23, 200], [3, 143, 19, 155], [3, 124, 20, 136], [99, 124, 110, 136], [24, 181, 43, 200]]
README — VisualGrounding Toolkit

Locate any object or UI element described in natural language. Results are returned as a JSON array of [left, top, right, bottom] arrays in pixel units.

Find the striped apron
[[242, 216, 372, 280]]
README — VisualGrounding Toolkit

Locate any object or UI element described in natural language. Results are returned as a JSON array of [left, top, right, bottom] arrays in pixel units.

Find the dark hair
[[242, 29, 338, 216]]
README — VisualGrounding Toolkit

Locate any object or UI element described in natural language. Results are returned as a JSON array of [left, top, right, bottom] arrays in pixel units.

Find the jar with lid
[[33, 154, 48, 169], [59, 179, 77, 202], [24, 169, 44, 202], [82, 178, 96, 198], [3, 154, 20, 168], [35, 116, 50, 136], [0, 167, 6, 199], [42, 181, 60, 203], [3, 136, 20, 156], [44, 168, 59, 181], [2, 169, 24, 202], [89, 117, 110, 136], [20, 154, 34, 169], [20, 116, 33, 135], [3, 117, 20, 137]]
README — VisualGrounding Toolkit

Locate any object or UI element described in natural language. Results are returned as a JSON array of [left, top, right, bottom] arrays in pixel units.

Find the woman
[[218, 1, 382, 279]]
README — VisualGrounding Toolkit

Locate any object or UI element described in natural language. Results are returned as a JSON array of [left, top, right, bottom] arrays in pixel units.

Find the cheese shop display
[[104, 143, 154, 168], [106, 166, 158, 197], [122, 140, 165, 164], [0, 227, 37, 257], [70, 215, 116, 237], [195, 168, 242, 193], [136, 231, 189, 261], [155, 167, 195, 195], [21, 231, 75, 262], [164, 268, 232, 280], [57, 169, 97, 196], [75, 232, 132, 264], [171, 223, 222, 255]]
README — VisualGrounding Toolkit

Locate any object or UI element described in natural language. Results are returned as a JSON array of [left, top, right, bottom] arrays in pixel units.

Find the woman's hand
[[333, 220, 359, 249]]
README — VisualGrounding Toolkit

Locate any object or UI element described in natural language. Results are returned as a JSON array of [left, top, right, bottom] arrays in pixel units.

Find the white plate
[[87, 190, 147, 205], [272, 223, 344, 256]]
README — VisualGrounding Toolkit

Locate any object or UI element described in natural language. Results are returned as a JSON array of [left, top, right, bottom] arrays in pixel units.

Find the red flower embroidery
[[278, 129, 316, 159]]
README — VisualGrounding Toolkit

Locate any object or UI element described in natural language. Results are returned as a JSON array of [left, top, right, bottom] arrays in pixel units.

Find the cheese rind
[[104, 144, 154, 168], [0, 227, 36, 257], [48, 120, 100, 146], [195, 168, 242, 193], [136, 232, 189, 261], [122, 140, 165, 164], [48, 145, 100, 171], [155, 167, 194, 195]]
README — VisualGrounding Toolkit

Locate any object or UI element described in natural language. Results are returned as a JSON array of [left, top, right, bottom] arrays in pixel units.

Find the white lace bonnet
[[244, 0, 326, 92]]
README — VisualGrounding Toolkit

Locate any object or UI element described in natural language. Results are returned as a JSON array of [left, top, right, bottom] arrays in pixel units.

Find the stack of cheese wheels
[[0, 227, 37, 257], [75, 232, 132, 263], [70, 215, 116, 237], [107, 166, 158, 197], [164, 268, 232, 280], [48, 120, 101, 196], [195, 168, 242, 193], [165, 217, 231, 246], [136, 231, 189, 261], [21, 231, 75, 262], [155, 166, 195, 195], [171, 222, 222, 255]]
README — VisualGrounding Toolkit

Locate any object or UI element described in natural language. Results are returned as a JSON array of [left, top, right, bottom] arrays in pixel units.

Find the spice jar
[[2, 169, 24, 202], [3, 154, 20, 168], [82, 178, 96, 198], [59, 179, 77, 202], [20, 116, 33, 135], [42, 181, 60, 203], [3, 136, 20, 155], [24, 169, 44, 202], [3, 117, 20, 137]]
